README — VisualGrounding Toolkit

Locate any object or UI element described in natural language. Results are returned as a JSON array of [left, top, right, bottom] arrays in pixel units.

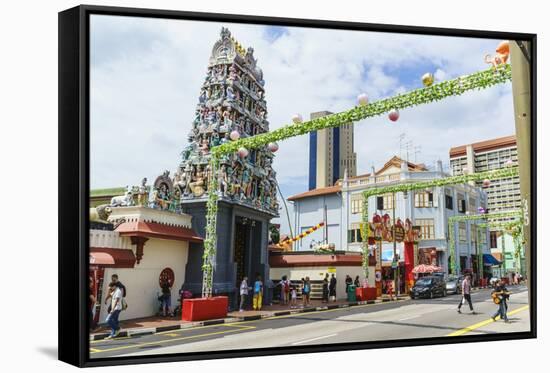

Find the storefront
[[89, 206, 202, 323]]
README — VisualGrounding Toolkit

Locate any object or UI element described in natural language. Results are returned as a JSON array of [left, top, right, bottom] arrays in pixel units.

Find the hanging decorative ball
[[229, 130, 241, 141], [292, 114, 303, 124], [482, 179, 491, 188], [237, 147, 249, 158], [388, 109, 400, 122], [505, 159, 514, 167], [465, 211, 471, 215], [357, 93, 369, 106], [268, 142, 279, 152], [421, 73, 435, 87], [478, 206, 486, 214], [462, 167, 469, 174]]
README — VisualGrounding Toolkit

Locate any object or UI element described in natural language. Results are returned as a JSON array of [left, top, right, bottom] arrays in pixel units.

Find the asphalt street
[[90, 285, 530, 359]]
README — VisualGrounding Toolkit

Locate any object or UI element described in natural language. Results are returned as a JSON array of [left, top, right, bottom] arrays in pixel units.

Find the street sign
[[392, 261, 397, 269], [328, 266, 336, 273]]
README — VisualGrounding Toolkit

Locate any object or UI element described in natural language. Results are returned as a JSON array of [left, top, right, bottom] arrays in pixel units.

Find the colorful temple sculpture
[[174, 27, 278, 214]]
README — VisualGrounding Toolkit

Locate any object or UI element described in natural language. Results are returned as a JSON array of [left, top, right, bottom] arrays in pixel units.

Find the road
[[90, 285, 530, 359]]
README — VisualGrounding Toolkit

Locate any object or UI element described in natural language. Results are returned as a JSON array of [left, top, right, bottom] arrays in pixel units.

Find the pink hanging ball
[[482, 179, 491, 188], [230, 130, 240, 141], [268, 142, 279, 152], [237, 147, 249, 158], [388, 109, 400, 122]]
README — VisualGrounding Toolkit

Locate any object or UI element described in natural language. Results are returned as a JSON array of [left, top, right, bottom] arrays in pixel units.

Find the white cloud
[[89, 14, 515, 208]]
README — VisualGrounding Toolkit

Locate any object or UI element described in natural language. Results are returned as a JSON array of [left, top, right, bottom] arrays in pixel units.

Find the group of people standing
[[322, 274, 338, 303], [239, 275, 265, 311], [457, 274, 511, 323]]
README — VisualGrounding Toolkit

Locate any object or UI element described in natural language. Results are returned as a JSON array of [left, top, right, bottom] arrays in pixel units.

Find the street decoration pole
[[201, 66, 513, 298], [510, 41, 532, 303]]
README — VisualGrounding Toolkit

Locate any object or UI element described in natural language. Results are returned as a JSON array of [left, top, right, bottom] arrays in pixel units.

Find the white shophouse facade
[[289, 156, 491, 275]]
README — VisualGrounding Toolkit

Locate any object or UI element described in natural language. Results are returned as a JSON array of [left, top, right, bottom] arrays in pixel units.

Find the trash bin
[[347, 285, 357, 302]]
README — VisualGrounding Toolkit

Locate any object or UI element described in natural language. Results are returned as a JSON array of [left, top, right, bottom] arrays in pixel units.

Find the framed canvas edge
[[57, 4, 538, 368]]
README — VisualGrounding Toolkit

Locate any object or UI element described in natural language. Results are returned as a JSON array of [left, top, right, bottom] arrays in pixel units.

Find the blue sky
[[89, 16, 515, 233]]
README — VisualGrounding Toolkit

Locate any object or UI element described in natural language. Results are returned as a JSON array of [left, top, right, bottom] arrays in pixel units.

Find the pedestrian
[[491, 280, 511, 323], [302, 277, 311, 307], [278, 275, 289, 305], [354, 275, 360, 287], [329, 274, 337, 301], [104, 274, 127, 313], [386, 280, 394, 301], [266, 278, 275, 306], [252, 275, 263, 311], [457, 274, 475, 314], [290, 286, 297, 308], [89, 276, 97, 331], [105, 282, 123, 339], [160, 280, 173, 317], [322, 274, 329, 303], [239, 276, 250, 312], [345, 275, 352, 293]]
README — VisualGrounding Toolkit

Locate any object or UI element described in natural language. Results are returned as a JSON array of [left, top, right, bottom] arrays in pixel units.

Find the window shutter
[[376, 196, 384, 210]]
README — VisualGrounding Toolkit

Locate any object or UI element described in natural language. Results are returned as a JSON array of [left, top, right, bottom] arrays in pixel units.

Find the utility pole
[[510, 41, 532, 304]]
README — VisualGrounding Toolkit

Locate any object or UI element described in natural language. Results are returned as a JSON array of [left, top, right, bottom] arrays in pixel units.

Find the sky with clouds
[[90, 15, 516, 232]]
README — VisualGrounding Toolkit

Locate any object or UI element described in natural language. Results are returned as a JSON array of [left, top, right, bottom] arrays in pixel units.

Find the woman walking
[[329, 274, 337, 301]]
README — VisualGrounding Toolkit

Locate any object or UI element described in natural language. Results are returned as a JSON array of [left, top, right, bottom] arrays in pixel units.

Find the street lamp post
[[392, 192, 399, 296]]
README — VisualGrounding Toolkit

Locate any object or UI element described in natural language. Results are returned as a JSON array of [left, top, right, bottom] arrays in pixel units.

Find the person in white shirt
[[106, 282, 123, 338], [239, 276, 250, 312]]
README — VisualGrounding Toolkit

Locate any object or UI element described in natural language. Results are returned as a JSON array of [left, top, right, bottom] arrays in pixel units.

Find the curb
[[90, 296, 410, 341]]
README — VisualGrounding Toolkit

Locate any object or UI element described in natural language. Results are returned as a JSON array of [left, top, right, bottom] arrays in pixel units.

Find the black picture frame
[[59, 4, 537, 367]]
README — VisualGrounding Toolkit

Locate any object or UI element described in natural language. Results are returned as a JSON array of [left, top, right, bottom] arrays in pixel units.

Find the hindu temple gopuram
[[174, 27, 278, 214], [174, 28, 279, 305]]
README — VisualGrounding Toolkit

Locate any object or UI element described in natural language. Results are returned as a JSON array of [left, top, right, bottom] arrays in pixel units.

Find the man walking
[[458, 274, 475, 314], [105, 282, 123, 339], [491, 280, 511, 323], [104, 274, 126, 313]]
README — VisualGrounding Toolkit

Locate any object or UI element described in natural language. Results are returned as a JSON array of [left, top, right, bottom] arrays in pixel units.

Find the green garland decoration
[[201, 65, 512, 297], [359, 167, 519, 278], [447, 210, 521, 275], [201, 155, 220, 298], [211, 65, 511, 156]]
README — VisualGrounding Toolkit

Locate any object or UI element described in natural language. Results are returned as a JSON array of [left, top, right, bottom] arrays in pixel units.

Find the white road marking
[[398, 315, 420, 321], [291, 333, 338, 345]]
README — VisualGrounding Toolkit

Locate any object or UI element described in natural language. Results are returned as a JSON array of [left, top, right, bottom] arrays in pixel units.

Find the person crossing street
[[457, 274, 475, 314]]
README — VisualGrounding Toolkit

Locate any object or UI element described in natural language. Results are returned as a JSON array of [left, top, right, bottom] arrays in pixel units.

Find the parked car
[[446, 275, 464, 294], [410, 276, 447, 299]]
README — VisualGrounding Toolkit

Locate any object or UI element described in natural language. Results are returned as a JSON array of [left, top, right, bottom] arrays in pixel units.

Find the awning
[[115, 221, 203, 243], [483, 253, 502, 266], [90, 248, 136, 268]]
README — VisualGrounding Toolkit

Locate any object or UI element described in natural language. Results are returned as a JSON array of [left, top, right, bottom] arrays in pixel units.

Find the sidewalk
[[90, 295, 409, 341]]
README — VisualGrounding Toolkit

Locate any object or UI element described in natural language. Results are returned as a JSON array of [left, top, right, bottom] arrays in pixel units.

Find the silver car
[[445, 275, 463, 294]]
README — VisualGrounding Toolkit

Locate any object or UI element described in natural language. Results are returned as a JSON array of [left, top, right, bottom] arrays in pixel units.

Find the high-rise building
[[308, 111, 357, 190], [449, 135, 520, 217]]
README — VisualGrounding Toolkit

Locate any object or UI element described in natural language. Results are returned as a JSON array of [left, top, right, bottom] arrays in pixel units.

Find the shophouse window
[[445, 190, 453, 210], [416, 219, 435, 240], [351, 196, 363, 214], [383, 193, 394, 210], [347, 223, 363, 243], [490, 231, 498, 248], [415, 191, 433, 208], [459, 222, 467, 243], [469, 196, 477, 213], [376, 193, 394, 210], [471, 224, 477, 246], [457, 193, 466, 213]]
